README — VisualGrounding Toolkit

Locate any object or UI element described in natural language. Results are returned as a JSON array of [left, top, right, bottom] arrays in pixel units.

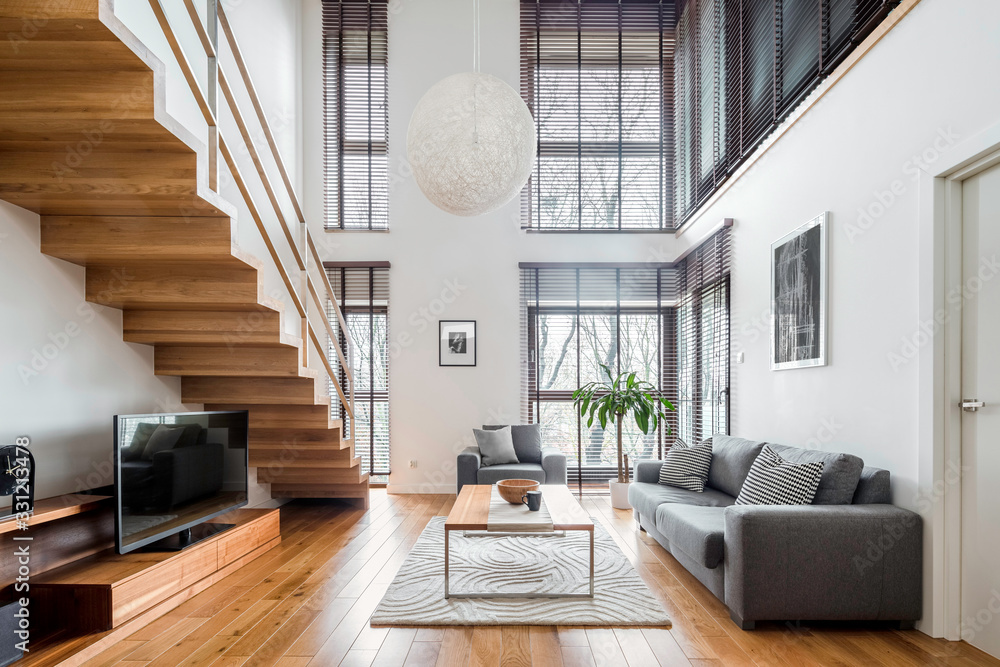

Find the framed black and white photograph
[[771, 212, 828, 371], [439, 320, 476, 367]]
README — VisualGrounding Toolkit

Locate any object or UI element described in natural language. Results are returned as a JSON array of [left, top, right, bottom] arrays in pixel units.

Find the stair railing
[[146, 0, 356, 439]]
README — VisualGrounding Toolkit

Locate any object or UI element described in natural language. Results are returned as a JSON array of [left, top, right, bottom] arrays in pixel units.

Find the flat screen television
[[113, 410, 249, 554]]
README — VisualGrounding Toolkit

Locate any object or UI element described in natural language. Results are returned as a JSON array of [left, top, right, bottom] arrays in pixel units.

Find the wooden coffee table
[[443, 484, 595, 599]]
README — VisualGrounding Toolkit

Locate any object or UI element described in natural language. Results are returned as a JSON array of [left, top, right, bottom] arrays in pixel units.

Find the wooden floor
[[69, 490, 996, 667]]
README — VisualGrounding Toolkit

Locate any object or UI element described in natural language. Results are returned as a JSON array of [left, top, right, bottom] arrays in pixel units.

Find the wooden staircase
[[0, 0, 368, 505]]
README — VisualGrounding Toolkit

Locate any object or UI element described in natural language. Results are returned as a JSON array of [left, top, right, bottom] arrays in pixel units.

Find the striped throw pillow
[[658, 438, 713, 492], [735, 445, 825, 506]]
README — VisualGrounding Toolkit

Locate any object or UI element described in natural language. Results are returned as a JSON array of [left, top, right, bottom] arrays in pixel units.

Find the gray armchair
[[457, 445, 567, 494]]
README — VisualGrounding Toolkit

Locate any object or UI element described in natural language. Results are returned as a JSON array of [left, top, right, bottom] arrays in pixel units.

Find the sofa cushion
[[707, 435, 765, 497], [473, 427, 519, 466], [655, 504, 726, 569], [484, 424, 542, 463], [659, 438, 713, 492], [852, 466, 891, 504], [735, 445, 824, 506], [476, 462, 545, 485], [767, 443, 864, 505], [628, 481, 736, 527]]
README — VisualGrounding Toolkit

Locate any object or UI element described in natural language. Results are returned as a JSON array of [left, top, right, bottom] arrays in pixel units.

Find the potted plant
[[573, 365, 675, 509]]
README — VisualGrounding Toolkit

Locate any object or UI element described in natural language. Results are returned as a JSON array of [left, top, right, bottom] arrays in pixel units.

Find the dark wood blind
[[326, 265, 390, 482], [323, 0, 389, 230], [519, 226, 730, 492], [520, 0, 677, 231], [675, 0, 898, 224]]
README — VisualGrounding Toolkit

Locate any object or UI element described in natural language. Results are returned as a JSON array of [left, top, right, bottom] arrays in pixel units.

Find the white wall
[[0, 201, 194, 502], [301, 0, 689, 493]]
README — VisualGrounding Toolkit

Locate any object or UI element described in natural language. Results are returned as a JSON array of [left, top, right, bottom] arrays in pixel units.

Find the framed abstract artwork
[[771, 212, 828, 370]]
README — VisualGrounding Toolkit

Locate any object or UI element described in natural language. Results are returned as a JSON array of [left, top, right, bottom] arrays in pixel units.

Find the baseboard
[[386, 483, 455, 495]]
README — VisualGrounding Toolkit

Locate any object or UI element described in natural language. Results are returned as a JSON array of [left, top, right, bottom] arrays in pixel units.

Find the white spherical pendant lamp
[[407, 72, 536, 217], [406, 0, 536, 217]]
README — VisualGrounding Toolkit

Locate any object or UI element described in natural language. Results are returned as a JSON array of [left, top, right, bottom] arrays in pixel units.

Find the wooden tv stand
[[32, 508, 280, 634]]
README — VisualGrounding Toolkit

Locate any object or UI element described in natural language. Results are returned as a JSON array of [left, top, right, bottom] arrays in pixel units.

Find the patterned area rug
[[371, 516, 671, 627]]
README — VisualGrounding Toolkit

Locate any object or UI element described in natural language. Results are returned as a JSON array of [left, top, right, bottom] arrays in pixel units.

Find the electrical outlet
[[736, 351, 745, 364], [409, 460, 417, 468]]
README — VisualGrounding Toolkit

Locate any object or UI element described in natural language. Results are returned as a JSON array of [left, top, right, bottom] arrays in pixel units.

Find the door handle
[[961, 399, 986, 413]]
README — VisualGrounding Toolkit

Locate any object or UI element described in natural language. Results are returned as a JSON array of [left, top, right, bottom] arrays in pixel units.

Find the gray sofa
[[457, 424, 567, 494], [630, 435, 922, 630]]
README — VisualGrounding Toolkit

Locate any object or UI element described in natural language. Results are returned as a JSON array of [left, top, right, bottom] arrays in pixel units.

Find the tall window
[[520, 227, 731, 493], [323, 0, 389, 230], [520, 0, 677, 231], [674, 0, 898, 224], [326, 264, 390, 484]]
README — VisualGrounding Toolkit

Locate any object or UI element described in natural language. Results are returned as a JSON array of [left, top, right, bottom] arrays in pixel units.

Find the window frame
[[322, 0, 389, 231], [520, 0, 676, 233]]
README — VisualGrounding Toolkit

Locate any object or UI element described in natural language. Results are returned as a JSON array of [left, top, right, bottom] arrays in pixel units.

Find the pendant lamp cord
[[473, 0, 480, 73], [472, 0, 480, 144]]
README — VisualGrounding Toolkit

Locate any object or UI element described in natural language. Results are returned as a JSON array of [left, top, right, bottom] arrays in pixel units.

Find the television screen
[[113, 410, 249, 553]]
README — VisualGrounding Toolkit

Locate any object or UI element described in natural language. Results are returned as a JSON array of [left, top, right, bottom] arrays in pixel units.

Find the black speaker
[[0, 600, 24, 667]]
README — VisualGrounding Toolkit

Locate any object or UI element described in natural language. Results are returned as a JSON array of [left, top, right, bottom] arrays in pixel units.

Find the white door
[[960, 160, 1000, 658]]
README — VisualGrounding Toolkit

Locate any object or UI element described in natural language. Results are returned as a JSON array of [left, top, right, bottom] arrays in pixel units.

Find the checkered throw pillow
[[735, 445, 825, 506], [658, 438, 713, 492]]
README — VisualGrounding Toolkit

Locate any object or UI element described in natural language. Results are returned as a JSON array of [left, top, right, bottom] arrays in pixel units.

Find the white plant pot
[[609, 481, 632, 510]]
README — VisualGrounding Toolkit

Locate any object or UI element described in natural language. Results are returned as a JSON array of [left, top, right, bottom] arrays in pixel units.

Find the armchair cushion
[[477, 463, 545, 485], [473, 427, 519, 466], [483, 424, 542, 463]]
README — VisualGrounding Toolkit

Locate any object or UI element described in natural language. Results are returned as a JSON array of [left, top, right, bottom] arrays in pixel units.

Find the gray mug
[[522, 490, 542, 511]]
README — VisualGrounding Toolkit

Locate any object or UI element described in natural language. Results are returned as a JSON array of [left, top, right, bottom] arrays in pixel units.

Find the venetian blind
[[675, 0, 898, 224], [520, 0, 677, 231], [323, 0, 389, 230], [326, 264, 391, 483], [519, 226, 731, 492]]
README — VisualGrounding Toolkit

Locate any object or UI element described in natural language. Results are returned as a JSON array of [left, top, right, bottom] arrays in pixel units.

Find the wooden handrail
[[307, 276, 352, 386], [217, 4, 306, 225], [147, 0, 216, 128], [217, 69, 305, 272], [309, 327, 354, 421], [182, 0, 217, 59], [308, 236, 352, 360], [218, 135, 307, 320], [152, 0, 356, 430]]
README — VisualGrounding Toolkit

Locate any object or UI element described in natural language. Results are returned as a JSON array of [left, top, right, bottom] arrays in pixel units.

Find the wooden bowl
[[496, 479, 540, 504]]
